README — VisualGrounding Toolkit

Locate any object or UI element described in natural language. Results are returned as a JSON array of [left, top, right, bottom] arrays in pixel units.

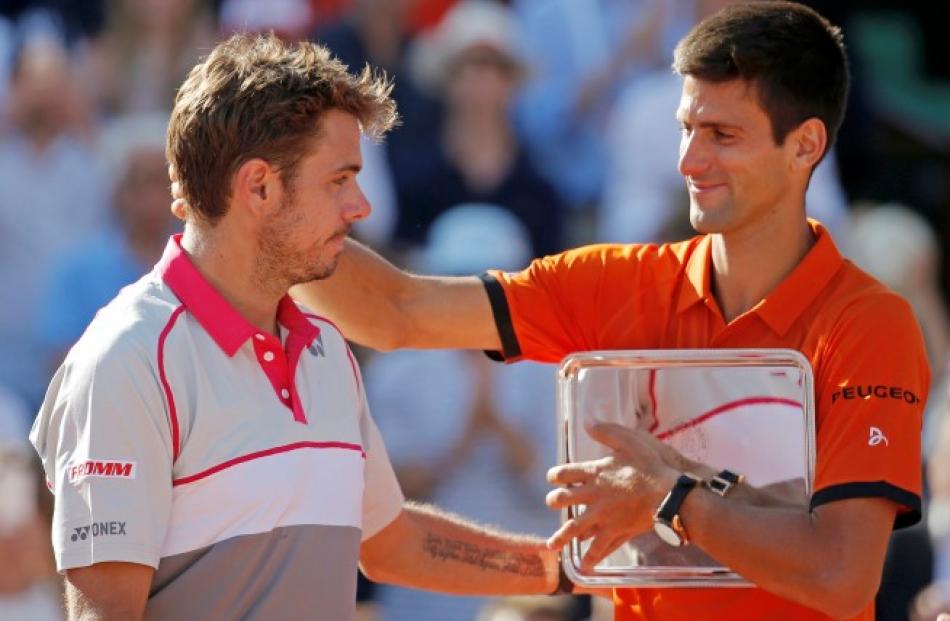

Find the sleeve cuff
[[810, 481, 922, 529], [57, 542, 161, 572], [479, 272, 521, 362], [360, 487, 405, 542]]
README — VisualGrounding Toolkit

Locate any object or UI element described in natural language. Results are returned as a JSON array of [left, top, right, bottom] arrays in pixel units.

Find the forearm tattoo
[[423, 533, 545, 577]]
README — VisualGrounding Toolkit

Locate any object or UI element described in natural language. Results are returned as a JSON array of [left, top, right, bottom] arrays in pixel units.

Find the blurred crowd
[[0, 1, 948, 620]]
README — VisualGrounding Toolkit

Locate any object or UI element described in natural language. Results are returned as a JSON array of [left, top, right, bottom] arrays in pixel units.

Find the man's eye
[[714, 130, 734, 141]]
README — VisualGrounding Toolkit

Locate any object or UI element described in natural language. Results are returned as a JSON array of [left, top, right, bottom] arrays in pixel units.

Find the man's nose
[[345, 184, 372, 222], [678, 132, 710, 179]]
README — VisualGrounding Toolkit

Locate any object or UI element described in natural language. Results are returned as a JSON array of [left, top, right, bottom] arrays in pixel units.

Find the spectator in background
[[218, 0, 318, 40], [846, 205, 949, 377], [0, 36, 107, 407], [403, 0, 458, 35], [83, 0, 213, 116], [512, 0, 693, 211], [600, 0, 851, 245], [368, 205, 561, 621], [0, 385, 61, 621], [0, 1, 105, 49], [38, 114, 175, 369], [316, 0, 410, 72], [396, 0, 566, 256]]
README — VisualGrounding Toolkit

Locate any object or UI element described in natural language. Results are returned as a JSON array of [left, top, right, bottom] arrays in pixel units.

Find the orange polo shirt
[[482, 221, 927, 621]]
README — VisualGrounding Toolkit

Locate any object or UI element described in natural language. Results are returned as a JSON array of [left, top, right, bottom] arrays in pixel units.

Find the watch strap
[[705, 469, 744, 497], [655, 473, 701, 523]]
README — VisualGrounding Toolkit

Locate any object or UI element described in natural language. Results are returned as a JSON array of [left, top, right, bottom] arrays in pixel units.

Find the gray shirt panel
[[148, 524, 361, 621]]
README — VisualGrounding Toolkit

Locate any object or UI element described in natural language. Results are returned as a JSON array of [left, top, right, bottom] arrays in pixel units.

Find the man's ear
[[232, 158, 279, 218], [168, 163, 188, 221], [788, 117, 827, 173]]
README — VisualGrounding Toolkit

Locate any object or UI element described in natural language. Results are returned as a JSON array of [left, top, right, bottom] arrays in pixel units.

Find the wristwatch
[[705, 469, 744, 497], [653, 473, 701, 547]]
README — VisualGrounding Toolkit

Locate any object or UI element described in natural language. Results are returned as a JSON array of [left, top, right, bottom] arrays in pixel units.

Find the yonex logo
[[70, 521, 127, 542], [868, 427, 888, 447], [69, 460, 136, 483]]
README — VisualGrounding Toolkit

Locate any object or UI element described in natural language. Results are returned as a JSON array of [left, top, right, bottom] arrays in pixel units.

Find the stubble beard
[[253, 197, 348, 295]]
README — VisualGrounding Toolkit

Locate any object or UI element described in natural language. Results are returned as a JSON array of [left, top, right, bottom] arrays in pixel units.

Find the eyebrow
[[676, 115, 743, 132], [332, 163, 362, 175]]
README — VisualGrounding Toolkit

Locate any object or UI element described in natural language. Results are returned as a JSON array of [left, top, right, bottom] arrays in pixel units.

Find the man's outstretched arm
[[292, 238, 500, 351]]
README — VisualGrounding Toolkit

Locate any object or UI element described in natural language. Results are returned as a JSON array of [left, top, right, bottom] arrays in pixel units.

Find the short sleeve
[[29, 338, 173, 570], [810, 294, 929, 528], [358, 393, 404, 541], [484, 243, 682, 363], [483, 245, 627, 362]]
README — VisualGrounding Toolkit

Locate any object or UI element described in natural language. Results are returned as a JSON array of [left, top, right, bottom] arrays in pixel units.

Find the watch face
[[654, 521, 683, 547]]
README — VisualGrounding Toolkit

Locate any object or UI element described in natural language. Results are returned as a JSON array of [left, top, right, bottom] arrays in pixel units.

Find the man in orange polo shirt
[[272, 3, 926, 619]]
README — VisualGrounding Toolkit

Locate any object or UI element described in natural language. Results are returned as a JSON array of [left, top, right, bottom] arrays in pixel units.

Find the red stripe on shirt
[[158, 305, 186, 461], [172, 441, 366, 486]]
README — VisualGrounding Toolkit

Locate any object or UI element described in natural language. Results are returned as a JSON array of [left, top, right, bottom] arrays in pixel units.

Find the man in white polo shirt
[[30, 33, 562, 621]]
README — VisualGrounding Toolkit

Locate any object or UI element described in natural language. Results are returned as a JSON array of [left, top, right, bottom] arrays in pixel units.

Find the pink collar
[[155, 234, 318, 356]]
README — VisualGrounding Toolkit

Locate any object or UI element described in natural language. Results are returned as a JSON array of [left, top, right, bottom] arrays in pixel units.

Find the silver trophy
[[558, 349, 815, 587]]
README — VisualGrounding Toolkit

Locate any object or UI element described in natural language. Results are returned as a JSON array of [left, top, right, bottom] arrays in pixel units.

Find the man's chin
[[689, 202, 731, 234], [296, 257, 340, 285]]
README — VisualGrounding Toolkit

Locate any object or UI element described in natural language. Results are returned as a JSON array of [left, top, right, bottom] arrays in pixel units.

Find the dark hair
[[673, 1, 849, 155], [168, 33, 398, 224]]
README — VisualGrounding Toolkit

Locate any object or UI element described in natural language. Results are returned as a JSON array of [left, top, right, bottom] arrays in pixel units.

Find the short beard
[[253, 193, 343, 296]]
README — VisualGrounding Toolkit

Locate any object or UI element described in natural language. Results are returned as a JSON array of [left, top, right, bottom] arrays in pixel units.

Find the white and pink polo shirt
[[31, 235, 404, 620]]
